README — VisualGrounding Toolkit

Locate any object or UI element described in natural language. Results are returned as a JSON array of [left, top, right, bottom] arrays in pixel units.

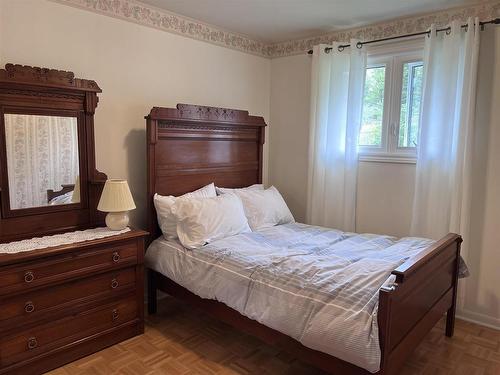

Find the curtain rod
[[307, 18, 500, 54]]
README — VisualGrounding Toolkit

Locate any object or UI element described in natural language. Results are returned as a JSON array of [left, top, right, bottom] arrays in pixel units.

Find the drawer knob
[[111, 278, 119, 289], [25, 301, 35, 313], [27, 337, 38, 350], [24, 271, 35, 283], [112, 309, 119, 321], [112, 252, 120, 263]]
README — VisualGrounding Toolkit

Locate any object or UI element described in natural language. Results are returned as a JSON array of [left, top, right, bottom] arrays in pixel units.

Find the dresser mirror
[[0, 64, 107, 242], [4, 113, 81, 209]]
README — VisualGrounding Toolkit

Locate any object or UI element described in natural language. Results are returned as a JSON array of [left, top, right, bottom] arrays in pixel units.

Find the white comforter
[[145, 223, 434, 372]]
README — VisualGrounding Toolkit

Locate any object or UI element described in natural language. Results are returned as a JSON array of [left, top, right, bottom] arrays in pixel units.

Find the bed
[[47, 184, 74, 204], [145, 104, 462, 375]]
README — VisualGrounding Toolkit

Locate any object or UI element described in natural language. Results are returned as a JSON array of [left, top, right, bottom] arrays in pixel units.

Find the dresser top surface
[[0, 227, 148, 267]]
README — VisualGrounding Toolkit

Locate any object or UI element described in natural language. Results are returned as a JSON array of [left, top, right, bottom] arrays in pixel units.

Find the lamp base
[[105, 211, 129, 231]]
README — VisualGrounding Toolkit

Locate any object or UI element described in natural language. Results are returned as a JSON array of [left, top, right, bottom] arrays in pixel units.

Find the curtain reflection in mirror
[[4, 114, 79, 209]]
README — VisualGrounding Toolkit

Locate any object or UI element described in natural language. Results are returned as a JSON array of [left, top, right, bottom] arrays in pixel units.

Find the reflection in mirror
[[4, 114, 80, 209]]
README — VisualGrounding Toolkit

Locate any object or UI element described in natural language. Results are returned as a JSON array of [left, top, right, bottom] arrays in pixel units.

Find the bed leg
[[446, 240, 461, 338], [445, 305, 456, 337], [445, 297, 456, 337], [148, 269, 158, 315]]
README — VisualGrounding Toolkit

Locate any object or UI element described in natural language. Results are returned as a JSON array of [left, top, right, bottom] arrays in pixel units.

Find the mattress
[[145, 222, 435, 372]]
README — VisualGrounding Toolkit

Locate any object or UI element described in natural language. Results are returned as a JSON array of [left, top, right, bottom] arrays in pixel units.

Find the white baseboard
[[456, 309, 500, 331]]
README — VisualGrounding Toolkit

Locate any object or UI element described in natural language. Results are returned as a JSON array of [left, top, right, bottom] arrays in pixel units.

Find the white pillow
[[234, 186, 295, 231], [154, 183, 216, 239], [49, 191, 73, 205], [171, 194, 251, 249], [216, 183, 264, 195]]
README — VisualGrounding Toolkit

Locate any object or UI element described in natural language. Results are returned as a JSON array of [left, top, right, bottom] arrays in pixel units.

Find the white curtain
[[410, 17, 480, 245], [307, 42, 366, 231], [5, 114, 80, 209]]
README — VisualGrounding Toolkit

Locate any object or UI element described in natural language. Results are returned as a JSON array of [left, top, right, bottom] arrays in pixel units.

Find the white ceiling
[[139, 0, 483, 43]]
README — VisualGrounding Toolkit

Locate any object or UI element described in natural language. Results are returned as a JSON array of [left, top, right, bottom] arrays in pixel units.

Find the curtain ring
[[445, 27, 451, 35], [337, 45, 344, 52], [356, 41, 363, 49], [325, 47, 332, 54], [464, 24, 468, 32], [426, 30, 431, 38]]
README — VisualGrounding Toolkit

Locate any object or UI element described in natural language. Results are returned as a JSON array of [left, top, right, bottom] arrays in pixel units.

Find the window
[[359, 65, 385, 147], [358, 43, 424, 162], [399, 62, 423, 148]]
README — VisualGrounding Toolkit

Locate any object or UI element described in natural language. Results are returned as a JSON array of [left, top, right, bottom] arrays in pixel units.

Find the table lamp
[[71, 175, 80, 203], [97, 179, 136, 230]]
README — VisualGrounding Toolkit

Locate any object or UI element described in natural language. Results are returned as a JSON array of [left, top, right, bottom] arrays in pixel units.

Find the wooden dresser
[[0, 228, 148, 374]]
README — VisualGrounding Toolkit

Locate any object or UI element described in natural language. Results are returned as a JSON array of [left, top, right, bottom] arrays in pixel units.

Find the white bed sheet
[[145, 223, 435, 372]]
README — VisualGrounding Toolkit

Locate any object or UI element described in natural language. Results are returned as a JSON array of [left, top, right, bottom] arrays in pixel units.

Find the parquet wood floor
[[47, 297, 500, 375]]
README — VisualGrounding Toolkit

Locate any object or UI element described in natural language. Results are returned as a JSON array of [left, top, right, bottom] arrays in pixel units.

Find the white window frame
[[358, 39, 424, 164]]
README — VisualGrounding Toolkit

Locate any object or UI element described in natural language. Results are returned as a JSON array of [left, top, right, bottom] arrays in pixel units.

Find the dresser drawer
[[0, 241, 137, 296], [0, 267, 136, 329], [0, 295, 138, 367]]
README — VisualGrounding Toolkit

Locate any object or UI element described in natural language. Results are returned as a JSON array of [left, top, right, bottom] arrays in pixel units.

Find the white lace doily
[[0, 227, 131, 254]]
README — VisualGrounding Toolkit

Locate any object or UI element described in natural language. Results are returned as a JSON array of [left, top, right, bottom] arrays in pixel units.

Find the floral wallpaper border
[[52, 0, 500, 58], [50, 0, 271, 57], [268, 1, 500, 57]]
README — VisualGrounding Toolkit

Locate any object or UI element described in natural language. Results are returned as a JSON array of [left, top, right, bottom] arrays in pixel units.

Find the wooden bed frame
[[145, 103, 462, 375]]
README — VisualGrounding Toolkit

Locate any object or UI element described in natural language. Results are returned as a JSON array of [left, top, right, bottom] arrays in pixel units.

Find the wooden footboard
[[377, 233, 462, 375]]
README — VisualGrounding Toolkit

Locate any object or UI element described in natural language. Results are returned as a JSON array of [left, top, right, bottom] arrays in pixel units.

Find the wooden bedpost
[[148, 269, 158, 314], [446, 236, 463, 337]]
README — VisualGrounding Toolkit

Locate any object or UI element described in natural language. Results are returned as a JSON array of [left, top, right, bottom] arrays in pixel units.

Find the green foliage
[[399, 63, 423, 148], [358, 62, 423, 149], [360, 66, 385, 146]]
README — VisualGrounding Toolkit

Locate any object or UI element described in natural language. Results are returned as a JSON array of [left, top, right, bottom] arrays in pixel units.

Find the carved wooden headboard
[[145, 104, 266, 243]]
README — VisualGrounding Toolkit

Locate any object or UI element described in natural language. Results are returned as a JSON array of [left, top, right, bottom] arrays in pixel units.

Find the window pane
[[359, 66, 385, 147], [399, 62, 423, 148]]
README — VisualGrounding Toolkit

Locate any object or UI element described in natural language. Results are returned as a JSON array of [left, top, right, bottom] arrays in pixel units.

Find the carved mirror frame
[[0, 64, 107, 242]]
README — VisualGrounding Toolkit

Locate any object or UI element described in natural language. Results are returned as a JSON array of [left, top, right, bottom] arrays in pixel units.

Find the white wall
[[269, 28, 500, 328], [0, 0, 271, 227], [269, 54, 311, 222], [356, 162, 415, 236]]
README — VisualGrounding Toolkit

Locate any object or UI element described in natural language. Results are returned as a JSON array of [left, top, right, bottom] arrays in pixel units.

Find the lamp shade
[[71, 175, 80, 203], [97, 179, 136, 212]]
